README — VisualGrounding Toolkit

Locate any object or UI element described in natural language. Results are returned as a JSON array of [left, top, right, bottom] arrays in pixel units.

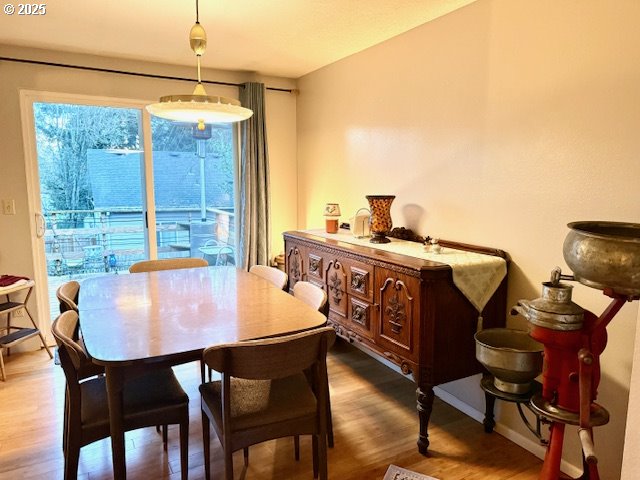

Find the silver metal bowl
[[475, 328, 544, 394], [563, 221, 640, 296]]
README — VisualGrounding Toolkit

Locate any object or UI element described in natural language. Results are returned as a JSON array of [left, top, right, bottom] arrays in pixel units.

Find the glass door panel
[[150, 119, 236, 266], [33, 102, 147, 315]]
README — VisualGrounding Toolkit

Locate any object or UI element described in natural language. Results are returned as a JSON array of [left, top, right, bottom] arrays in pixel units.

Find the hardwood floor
[[0, 340, 542, 479]]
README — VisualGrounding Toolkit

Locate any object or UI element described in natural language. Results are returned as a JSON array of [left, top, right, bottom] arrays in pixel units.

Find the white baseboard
[[433, 386, 582, 478]]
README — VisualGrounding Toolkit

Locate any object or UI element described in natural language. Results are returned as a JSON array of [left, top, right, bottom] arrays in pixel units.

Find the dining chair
[[52, 311, 190, 480], [291, 280, 333, 453], [199, 239, 236, 266], [55, 280, 105, 452], [129, 257, 208, 273], [200, 326, 336, 480], [56, 280, 80, 313], [293, 281, 329, 317], [249, 264, 288, 290]]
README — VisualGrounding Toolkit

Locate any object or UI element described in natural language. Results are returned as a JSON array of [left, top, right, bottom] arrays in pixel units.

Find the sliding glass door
[[23, 93, 237, 322], [151, 118, 236, 266]]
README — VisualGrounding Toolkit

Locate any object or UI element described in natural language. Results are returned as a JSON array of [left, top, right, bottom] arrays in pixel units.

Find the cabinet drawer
[[349, 297, 374, 339], [346, 260, 374, 303]]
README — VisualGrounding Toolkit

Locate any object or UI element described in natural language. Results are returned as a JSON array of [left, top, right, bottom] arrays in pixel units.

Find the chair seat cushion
[[199, 373, 317, 431], [81, 368, 188, 429]]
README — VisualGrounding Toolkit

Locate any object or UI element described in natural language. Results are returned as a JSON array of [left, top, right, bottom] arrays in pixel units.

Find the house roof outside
[[87, 150, 233, 211]]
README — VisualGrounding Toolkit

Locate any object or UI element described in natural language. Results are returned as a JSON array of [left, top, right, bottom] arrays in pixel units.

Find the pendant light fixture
[[146, 0, 253, 129]]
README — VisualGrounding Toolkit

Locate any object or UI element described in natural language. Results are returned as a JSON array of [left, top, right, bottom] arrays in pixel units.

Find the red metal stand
[[531, 294, 631, 480]]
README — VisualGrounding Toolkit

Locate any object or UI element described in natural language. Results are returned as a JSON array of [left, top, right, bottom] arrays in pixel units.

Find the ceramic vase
[[366, 195, 395, 244]]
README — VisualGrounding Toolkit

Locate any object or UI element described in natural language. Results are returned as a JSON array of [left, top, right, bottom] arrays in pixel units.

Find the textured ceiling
[[0, 0, 476, 78]]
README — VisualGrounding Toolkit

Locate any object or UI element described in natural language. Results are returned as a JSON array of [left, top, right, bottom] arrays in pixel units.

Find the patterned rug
[[383, 465, 439, 480]]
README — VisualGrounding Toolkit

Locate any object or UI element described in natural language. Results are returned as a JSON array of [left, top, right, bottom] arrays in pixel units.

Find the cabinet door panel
[[307, 252, 324, 282], [375, 267, 420, 361], [325, 258, 347, 319], [285, 242, 306, 290]]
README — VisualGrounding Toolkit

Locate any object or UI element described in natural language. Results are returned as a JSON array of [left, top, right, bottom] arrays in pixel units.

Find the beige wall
[[622, 307, 640, 479], [0, 45, 297, 327], [297, 0, 640, 477]]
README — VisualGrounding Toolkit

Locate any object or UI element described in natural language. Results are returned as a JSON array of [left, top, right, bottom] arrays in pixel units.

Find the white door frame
[[19, 90, 158, 339]]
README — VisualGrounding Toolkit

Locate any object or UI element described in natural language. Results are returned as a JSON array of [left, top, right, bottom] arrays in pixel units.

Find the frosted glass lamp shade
[[146, 94, 253, 126]]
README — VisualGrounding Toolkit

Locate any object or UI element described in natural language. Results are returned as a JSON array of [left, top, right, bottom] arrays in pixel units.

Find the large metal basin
[[563, 221, 640, 296], [475, 328, 544, 394]]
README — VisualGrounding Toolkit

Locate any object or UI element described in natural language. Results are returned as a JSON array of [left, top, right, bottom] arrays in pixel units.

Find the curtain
[[238, 82, 270, 269]]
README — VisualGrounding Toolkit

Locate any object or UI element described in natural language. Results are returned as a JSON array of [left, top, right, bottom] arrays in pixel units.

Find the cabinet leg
[[483, 391, 496, 433], [416, 385, 435, 455]]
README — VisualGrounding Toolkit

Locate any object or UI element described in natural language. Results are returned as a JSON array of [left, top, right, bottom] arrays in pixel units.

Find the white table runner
[[306, 230, 507, 313]]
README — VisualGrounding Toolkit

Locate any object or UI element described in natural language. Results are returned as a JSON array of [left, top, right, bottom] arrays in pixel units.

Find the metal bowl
[[563, 221, 640, 296], [475, 328, 544, 394]]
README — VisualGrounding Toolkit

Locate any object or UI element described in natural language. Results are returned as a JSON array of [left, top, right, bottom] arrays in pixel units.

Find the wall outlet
[[13, 308, 24, 317], [2, 199, 16, 215]]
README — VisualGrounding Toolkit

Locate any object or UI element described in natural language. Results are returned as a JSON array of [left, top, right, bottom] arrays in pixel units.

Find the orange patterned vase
[[366, 195, 395, 244]]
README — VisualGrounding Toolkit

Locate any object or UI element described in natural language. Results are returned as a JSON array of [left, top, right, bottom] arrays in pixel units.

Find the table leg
[[483, 390, 496, 433], [416, 385, 435, 455], [105, 365, 127, 479]]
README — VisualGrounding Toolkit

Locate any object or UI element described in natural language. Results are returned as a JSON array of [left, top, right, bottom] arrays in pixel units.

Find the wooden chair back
[[200, 326, 335, 480], [293, 281, 328, 316], [129, 257, 208, 273], [249, 265, 288, 290], [203, 326, 335, 380], [56, 280, 80, 313], [52, 311, 88, 373]]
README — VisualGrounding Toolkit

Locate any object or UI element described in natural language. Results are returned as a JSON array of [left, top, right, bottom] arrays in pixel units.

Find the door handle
[[35, 212, 46, 238]]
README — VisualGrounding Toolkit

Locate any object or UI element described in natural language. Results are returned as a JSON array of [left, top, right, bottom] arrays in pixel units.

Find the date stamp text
[[4, 3, 47, 15]]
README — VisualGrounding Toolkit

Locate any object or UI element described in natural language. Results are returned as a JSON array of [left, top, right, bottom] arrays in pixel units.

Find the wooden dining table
[[79, 266, 327, 480]]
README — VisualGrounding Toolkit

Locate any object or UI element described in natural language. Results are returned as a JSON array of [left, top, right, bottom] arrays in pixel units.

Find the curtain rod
[[0, 56, 294, 93]]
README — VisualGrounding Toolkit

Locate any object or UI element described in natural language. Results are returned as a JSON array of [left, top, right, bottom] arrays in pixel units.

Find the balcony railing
[[45, 207, 235, 276]]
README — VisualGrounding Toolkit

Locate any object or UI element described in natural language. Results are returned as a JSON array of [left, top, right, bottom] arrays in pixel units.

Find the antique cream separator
[[512, 221, 640, 480]]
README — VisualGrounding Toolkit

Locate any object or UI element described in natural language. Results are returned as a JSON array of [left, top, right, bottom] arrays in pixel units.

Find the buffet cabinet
[[284, 230, 509, 454]]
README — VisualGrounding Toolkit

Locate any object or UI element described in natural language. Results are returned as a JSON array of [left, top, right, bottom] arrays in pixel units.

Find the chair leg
[[0, 348, 5, 382], [202, 410, 211, 480], [180, 418, 189, 480], [224, 447, 234, 480], [64, 439, 80, 480], [312, 435, 318, 479], [243, 447, 249, 466], [62, 390, 68, 453], [294, 435, 300, 461], [162, 425, 168, 451], [326, 394, 334, 448], [318, 432, 328, 480]]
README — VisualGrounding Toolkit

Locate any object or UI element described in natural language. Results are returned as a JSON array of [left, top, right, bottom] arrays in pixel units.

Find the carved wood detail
[[308, 254, 322, 278], [287, 246, 302, 284], [350, 297, 370, 329], [350, 267, 368, 296], [383, 351, 413, 375], [380, 278, 414, 335], [284, 236, 423, 278]]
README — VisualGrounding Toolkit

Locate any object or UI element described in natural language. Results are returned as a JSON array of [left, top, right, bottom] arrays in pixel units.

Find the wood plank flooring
[[0, 339, 542, 479]]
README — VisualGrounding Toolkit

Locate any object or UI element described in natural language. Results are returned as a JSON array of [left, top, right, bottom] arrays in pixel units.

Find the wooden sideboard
[[283, 230, 509, 454]]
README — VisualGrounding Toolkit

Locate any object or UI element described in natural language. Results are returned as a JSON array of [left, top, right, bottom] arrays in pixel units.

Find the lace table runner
[[306, 230, 507, 313]]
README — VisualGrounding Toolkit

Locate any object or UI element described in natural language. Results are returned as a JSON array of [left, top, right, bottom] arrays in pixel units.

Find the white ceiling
[[0, 0, 475, 79]]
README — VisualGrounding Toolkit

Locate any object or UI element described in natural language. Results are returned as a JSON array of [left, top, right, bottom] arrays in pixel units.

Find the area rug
[[383, 464, 439, 480]]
